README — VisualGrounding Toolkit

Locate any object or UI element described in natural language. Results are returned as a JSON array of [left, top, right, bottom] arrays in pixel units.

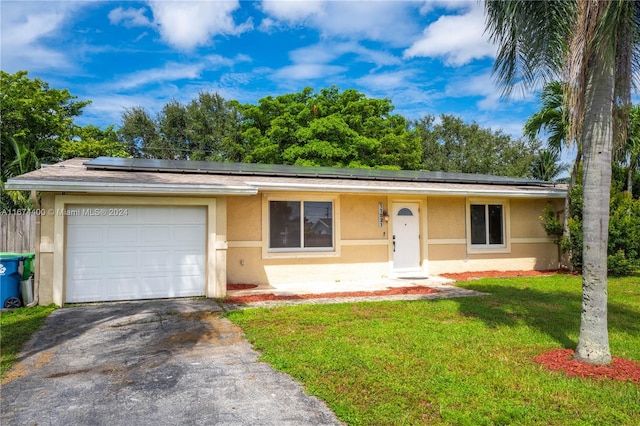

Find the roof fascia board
[[5, 179, 258, 195], [246, 181, 567, 198]]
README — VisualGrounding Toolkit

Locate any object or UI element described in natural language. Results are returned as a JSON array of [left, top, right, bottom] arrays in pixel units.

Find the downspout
[[27, 190, 39, 307]]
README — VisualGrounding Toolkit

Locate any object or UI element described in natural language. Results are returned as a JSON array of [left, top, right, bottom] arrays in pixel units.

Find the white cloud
[[445, 72, 501, 109], [357, 70, 417, 91], [443, 71, 537, 114], [289, 42, 400, 67], [260, 0, 422, 46], [404, 5, 495, 66], [108, 7, 153, 28], [272, 63, 347, 81], [0, 2, 84, 72], [111, 63, 206, 91], [108, 55, 242, 91], [260, 0, 325, 22], [147, 0, 253, 50]]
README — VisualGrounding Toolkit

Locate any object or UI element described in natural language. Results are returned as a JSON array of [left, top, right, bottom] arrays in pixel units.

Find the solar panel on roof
[[84, 157, 552, 186]]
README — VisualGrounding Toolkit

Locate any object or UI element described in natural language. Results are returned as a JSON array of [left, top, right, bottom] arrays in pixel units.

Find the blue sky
[[1, 0, 542, 140]]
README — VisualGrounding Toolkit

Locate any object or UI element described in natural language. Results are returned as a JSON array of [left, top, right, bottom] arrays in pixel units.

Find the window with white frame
[[470, 203, 505, 247], [269, 200, 334, 251]]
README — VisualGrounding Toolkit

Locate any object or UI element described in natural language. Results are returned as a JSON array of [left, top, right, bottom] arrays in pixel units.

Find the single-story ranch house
[[6, 157, 566, 306]]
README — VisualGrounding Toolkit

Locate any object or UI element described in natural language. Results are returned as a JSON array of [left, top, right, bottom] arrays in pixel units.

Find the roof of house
[[6, 157, 567, 198]]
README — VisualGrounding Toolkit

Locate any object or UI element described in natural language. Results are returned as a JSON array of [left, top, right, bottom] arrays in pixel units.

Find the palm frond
[[485, 0, 575, 96]]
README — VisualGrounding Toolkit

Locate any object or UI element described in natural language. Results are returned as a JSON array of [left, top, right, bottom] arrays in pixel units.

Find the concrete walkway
[[224, 276, 486, 309]]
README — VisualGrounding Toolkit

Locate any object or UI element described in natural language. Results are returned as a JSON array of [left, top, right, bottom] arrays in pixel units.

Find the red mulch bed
[[227, 284, 259, 290], [534, 349, 640, 384], [224, 286, 438, 304], [440, 269, 567, 281]]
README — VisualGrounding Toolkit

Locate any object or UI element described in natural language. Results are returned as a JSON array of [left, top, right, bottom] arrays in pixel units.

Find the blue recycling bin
[[0, 256, 23, 308]]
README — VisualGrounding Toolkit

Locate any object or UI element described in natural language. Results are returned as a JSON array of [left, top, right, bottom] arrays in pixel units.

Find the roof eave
[[246, 181, 567, 198], [5, 179, 258, 196]]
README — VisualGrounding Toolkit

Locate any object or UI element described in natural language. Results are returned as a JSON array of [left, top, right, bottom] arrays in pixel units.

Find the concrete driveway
[[0, 299, 342, 425]]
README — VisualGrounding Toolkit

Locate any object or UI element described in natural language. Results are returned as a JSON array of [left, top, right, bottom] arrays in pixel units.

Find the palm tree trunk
[[574, 54, 613, 365]]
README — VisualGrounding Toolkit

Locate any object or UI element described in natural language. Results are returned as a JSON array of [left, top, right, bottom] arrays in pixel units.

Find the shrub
[[541, 180, 640, 276]]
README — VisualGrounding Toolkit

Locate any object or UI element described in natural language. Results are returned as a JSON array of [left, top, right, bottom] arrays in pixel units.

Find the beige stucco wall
[[36, 193, 225, 305], [340, 194, 389, 240], [427, 197, 466, 240], [426, 197, 562, 274], [230, 192, 566, 285], [226, 193, 392, 286], [36, 193, 56, 305], [35, 189, 563, 304], [510, 198, 556, 239], [227, 195, 261, 241]]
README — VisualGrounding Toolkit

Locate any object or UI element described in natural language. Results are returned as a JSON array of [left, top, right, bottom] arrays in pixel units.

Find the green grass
[[227, 275, 640, 425], [1, 304, 56, 378]]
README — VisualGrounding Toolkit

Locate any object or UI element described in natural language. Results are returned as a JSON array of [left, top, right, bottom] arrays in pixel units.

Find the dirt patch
[[225, 285, 439, 304], [440, 269, 567, 281], [1, 362, 28, 384], [34, 351, 54, 369], [534, 349, 640, 384]]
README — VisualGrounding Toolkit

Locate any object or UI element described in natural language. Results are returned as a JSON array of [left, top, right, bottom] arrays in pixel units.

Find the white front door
[[392, 203, 421, 273]]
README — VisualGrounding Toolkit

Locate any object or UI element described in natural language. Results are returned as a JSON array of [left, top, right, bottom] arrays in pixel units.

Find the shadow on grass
[[453, 283, 640, 348]]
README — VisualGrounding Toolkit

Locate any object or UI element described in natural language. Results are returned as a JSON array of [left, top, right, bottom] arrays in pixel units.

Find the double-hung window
[[467, 200, 510, 252], [269, 200, 334, 251]]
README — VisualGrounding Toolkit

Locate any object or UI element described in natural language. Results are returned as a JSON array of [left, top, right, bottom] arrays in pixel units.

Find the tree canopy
[[119, 87, 538, 176], [415, 114, 539, 177], [239, 86, 421, 170], [0, 71, 128, 209]]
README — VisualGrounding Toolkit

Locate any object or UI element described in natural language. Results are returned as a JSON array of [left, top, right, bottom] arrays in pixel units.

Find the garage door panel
[[67, 251, 103, 273], [66, 205, 206, 303], [106, 278, 144, 301], [107, 226, 139, 243], [141, 207, 172, 223], [174, 207, 206, 223], [141, 251, 171, 270], [106, 251, 139, 270], [174, 251, 204, 265], [142, 226, 172, 243], [67, 226, 104, 246]]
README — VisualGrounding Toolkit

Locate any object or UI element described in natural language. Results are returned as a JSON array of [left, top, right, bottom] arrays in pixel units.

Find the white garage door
[[66, 205, 206, 303]]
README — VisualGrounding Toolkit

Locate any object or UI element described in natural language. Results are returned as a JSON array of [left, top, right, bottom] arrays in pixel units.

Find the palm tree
[[524, 81, 578, 269], [530, 149, 568, 182], [485, 0, 640, 365], [524, 81, 569, 155]]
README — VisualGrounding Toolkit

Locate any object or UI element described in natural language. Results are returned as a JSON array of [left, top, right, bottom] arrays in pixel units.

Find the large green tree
[[486, 0, 640, 365], [241, 86, 422, 169], [415, 114, 539, 177], [59, 125, 129, 160], [1, 71, 90, 208], [119, 92, 245, 161]]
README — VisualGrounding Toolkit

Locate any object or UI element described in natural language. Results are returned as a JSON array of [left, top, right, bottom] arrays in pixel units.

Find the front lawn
[[227, 275, 640, 425], [1, 305, 57, 379]]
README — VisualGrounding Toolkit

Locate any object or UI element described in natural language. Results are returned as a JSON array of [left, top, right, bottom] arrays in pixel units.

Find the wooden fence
[[0, 214, 36, 253]]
